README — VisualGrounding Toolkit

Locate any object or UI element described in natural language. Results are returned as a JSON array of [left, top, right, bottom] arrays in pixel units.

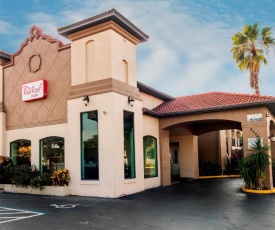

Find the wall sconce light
[[266, 112, 269, 117], [83, 95, 89, 106], [269, 134, 275, 142], [128, 96, 135, 107]]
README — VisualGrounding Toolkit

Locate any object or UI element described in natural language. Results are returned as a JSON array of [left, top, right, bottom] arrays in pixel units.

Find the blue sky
[[1, 0, 275, 97]]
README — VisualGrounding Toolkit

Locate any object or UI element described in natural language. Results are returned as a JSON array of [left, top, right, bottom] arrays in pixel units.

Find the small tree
[[239, 137, 270, 189], [249, 137, 270, 189]]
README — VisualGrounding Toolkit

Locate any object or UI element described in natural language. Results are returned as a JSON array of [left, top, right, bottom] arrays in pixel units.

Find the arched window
[[10, 139, 31, 166], [143, 136, 158, 178], [40, 136, 64, 173], [122, 60, 128, 84], [86, 40, 95, 82]]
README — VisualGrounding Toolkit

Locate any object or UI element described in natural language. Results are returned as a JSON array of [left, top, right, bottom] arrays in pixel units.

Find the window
[[124, 111, 135, 179], [40, 137, 64, 173], [143, 136, 158, 178], [81, 111, 99, 180], [10, 139, 31, 166]]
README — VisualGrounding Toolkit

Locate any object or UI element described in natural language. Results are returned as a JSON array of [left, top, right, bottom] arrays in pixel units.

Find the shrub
[[51, 169, 70, 186], [0, 156, 14, 184], [230, 148, 243, 174], [1, 161, 70, 190], [199, 160, 222, 176], [30, 173, 52, 190], [239, 137, 270, 189], [11, 165, 40, 188]]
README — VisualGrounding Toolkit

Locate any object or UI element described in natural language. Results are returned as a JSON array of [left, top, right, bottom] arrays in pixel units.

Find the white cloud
[[2, 0, 274, 97], [0, 20, 12, 34]]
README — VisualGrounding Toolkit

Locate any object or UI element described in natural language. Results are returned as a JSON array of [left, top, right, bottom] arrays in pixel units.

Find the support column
[[177, 135, 199, 178], [226, 130, 232, 157], [242, 123, 273, 189], [0, 60, 7, 156], [159, 130, 171, 186], [219, 130, 228, 173]]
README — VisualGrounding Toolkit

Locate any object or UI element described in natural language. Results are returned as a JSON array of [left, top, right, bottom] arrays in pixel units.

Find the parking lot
[[1, 178, 275, 230]]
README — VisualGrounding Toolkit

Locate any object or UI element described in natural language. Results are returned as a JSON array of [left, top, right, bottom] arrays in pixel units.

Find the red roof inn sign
[[22, 80, 47, 102]]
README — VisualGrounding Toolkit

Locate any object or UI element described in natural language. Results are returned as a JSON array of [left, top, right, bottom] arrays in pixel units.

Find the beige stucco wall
[[219, 130, 228, 172], [170, 135, 199, 178], [143, 115, 161, 189], [3, 35, 71, 130], [0, 64, 6, 155], [140, 92, 164, 110], [198, 131, 219, 161], [71, 29, 136, 87], [67, 92, 145, 198]]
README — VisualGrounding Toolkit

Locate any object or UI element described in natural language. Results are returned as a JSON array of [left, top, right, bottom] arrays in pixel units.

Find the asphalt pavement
[[1, 178, 275, 230]]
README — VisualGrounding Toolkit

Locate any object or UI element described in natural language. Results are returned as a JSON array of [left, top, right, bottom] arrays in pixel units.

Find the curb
[[241, 187, 275, 194], [199, 175, 240, 179]]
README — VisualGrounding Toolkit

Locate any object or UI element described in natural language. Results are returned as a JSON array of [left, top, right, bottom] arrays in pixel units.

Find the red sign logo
[[22, 80, 47, 102]]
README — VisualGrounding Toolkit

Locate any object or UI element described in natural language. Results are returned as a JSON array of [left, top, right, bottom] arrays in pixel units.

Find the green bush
[[199, 160, 222, 176], [1, 161, 70, 190], [0, 156, 14, 184], [11, 165, 40, 188], [30, 173, 52, 190], [239, 137, 270, 189], [230, 148, 243, 174]]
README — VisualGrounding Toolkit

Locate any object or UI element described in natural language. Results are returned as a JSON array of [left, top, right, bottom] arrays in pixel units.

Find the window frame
[[81, 110, 99, 180], [10, 139, 31, 166], [123, 110, 135, 179], [143, 135, 158, 178], [39, 136, 65, 174]]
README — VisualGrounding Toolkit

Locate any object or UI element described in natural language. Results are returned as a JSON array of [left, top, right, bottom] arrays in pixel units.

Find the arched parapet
[[4, 26, 70, 69]]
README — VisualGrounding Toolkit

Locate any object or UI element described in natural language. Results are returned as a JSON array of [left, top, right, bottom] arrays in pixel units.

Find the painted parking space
[[0, 207, 44, 224]]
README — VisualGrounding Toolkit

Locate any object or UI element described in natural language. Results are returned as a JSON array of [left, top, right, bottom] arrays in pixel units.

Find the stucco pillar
[[226, 130, 232, 157], [219, 130, 228, 173], [242, 123, 273, 189], [159, 129, 171, 186], [177, 135, 199, 178], [0, 61, 6, 156]]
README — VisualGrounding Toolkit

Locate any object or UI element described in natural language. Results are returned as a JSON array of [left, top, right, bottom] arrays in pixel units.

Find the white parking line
[[0, 207, 44, 224]]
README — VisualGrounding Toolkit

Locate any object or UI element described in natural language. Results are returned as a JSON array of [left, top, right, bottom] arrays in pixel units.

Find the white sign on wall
[[248, 137, 263, 149], [22, 80, 47, 102], [247, 114, 262, 122]]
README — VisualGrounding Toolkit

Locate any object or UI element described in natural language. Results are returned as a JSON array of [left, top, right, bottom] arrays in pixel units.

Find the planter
[[1, 184, 70, 196]]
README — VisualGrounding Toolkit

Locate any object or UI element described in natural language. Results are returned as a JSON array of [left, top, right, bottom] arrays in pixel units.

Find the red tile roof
[[152, 92, 275, 114]]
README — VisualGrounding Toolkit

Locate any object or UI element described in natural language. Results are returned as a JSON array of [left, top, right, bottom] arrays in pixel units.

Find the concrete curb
[[241, 187, 275, 194], [199, 175, 240, 179]]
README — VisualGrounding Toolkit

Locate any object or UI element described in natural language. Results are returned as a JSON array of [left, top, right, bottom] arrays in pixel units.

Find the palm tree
[[231, 23, 275, 95]]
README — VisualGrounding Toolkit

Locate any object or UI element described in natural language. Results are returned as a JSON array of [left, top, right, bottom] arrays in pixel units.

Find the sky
[[0, 0, 275, 97]]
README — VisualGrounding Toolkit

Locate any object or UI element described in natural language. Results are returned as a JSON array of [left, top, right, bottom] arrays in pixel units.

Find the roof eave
[[137, 81, 174, 101], [58, 9, 149, 43], [0, 51, 11, 62], [152, 100, 275, 118]]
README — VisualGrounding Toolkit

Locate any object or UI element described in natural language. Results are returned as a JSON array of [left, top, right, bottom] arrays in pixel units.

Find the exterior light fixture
[[266, 112, 269, 117], [269, 134, 275, 142], [83, 95, 89, 106], [128, 96, 135, 107]]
